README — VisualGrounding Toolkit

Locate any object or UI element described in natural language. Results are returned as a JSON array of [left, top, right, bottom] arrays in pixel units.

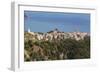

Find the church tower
[[28, 27, 30, 32]]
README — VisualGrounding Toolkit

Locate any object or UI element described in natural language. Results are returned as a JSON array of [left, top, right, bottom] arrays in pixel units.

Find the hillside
[[24, 29, 90, 61]]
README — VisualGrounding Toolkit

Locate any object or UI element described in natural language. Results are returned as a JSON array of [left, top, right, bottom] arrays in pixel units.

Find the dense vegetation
[[24, 32, 90, 61]]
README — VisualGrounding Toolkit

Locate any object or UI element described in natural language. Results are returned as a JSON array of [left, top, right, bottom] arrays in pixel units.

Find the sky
[[24, 11, 90, 33]]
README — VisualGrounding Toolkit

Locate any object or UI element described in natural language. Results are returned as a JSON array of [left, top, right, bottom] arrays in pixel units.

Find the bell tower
[[28, 27, 30, 32]]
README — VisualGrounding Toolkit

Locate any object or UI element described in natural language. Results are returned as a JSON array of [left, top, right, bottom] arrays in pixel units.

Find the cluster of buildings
[[27, 28, 90, 41]]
